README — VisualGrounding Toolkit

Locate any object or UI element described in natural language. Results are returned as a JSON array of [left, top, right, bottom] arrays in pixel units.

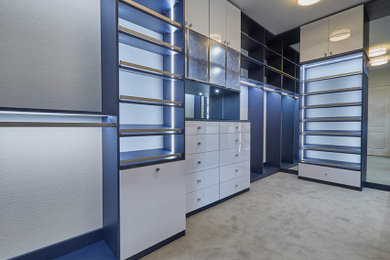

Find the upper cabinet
[[300, 5, 364, 63], [210, 0, 227, 44], [185, 0, 209, 37], [226, 1, 241, 52]]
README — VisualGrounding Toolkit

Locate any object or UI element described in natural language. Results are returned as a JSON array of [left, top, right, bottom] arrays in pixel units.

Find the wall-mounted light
[[329, 28, 351, 42], [298, 0, 322, 6], [371, 57, 388, 66], [369, 47, 387, 58], [198, 92, 203, 96], [215, 89, 220, 94]]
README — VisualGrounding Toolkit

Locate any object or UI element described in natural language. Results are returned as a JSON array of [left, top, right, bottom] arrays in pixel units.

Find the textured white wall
[[0, 126, 103, 259], [0, 0, 101, 112]]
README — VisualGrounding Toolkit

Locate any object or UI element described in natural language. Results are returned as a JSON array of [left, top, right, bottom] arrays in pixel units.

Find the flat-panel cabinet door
[[300, 18, 329, 63], [226, 1, 241, 52], [328, 5, 364, 57], [210, 0, 227, 44], [185, 0, 209, 37]]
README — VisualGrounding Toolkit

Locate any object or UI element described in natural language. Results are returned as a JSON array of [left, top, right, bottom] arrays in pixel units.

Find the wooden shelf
[[302, 130, 361, 137], [120, 60, 182, 80], [304, 71, 362, 83], [118, 26, 182, 55], [118, 0, 181, 34], [120, 124, 182, 136], [120, 148, 182, 167], [302, 144, 361, 154], [303, 87, 362, 96], [301, 158, 361, 171], [119, 95, 182, 107], [303, 102, 362, 109]]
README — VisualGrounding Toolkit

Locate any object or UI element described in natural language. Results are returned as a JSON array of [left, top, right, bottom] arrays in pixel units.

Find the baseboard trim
[[298, 176, 362, 191], [280, 169, 298, 175], [364, 182, 390, 191], [186, 188, 250, 218], [9, 229, 103, 260], [125, 230, 185, 260]]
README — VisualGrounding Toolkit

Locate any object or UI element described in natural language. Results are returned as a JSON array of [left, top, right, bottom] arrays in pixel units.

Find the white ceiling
[[230, 0, 370, 35]]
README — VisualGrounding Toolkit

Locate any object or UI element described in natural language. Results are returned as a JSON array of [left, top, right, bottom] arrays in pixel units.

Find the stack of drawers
[[185, 121, 251, 214]]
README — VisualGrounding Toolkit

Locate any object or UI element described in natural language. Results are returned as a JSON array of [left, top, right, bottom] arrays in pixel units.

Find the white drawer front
[[186, 167, 219, 193], [185, 151, 220, 173], [241, 132, 251, 147], [220, 147, 250, 166], [220, 133, 241, 150], [298, 163, 361, 188], [120, 161, 185, 259], [186, 184, 219, 213], [219, 122, 240, 134], [220, 160, 250, 183], [185, 121, 219, 135], [220, 175, 249, 199], [240, 122, 251, 133], [185, 134, 219, 155]]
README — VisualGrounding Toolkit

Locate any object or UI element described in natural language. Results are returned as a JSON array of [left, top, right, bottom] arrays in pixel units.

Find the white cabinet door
[[300, 18, 329, 63], [210, 0, 227, 44], [185, 0, 209, 37], [120, 162, 185, 260], [328, 5, 364, 57], [226, 1, 241, 52]]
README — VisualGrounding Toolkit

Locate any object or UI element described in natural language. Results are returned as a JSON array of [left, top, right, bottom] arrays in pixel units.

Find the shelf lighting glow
[[371, 57, 388, 66], [298, 0, 321, 6], [369, 47, 387, 58], [329, 28, 351, 42], [170, 8, 175, 153]]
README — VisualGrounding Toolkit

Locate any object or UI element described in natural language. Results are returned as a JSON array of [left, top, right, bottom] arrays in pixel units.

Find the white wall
[[0, 0, 103, 258]]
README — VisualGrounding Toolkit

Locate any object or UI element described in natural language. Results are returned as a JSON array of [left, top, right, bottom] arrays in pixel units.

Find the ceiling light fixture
[[329, 28, 352, 42], [369, 47, 387, 57], [298, 0, 322, 6], [371, 57, 388, 66]]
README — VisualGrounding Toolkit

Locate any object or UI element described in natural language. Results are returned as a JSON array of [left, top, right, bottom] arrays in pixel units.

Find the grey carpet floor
[[142, 172, 390, 260]]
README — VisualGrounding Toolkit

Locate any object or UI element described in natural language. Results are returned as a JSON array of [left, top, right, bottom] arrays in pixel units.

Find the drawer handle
[[155, 168, 161, 172], [197, 198, 201, 201], [235, 169, 239, 173], [197, 179, 202, 183], [197, 126, 201, 130], [235, 139, 239, 142], [235, 184, 239, 188], [235, 126, 239, 129], [235, 154, 239, 157], [197, 142, 202, 146], [324, 172, 328, 176], [197, 161, 202, 164]]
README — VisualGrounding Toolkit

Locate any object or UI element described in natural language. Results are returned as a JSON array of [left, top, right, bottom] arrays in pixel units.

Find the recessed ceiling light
[[371, 57, 388, 66], [369, 47, 387, 57], [329, 28, 351, 42], [298, 0, 322, 6]]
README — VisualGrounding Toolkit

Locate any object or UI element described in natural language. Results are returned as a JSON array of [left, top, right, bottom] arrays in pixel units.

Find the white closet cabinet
[[226, 1, 241, 52], [210, 0, 227, 44], [328, 5, 364, 57], [120, 161, 185, 260], [185, 0, 209, 37], [300, 18, 329, 63], [300, 5, 364, 63]]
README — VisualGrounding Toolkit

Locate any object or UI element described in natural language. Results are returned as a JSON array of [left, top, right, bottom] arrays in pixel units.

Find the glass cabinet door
[[226, 48, 241, 91], [188, 30, 209, 82], [209, 39, 226, 86]]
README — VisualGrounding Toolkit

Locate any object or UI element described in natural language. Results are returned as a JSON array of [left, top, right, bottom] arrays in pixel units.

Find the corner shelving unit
[[299, 52, 368, 187], [101, 0, 184, 258], [240, 13, 300, 181]]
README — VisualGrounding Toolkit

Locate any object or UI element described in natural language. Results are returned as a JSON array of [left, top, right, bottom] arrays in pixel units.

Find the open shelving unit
[[299, 52, 368, 180], [101, 0, 185, 258], [241, 13, 301, 181]]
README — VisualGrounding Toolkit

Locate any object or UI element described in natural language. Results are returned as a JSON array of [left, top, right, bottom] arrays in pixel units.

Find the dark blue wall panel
[[266, 92, 281, 167], [248, 87, 264, 174]]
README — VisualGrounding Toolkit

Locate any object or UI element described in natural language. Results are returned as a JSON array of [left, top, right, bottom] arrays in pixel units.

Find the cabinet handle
[[235, 126, 239, 129], [235, 154, 239, 157], [235, 184, 239, 188], [227, 42, 230, 46], [197, 142, 202, 146], [235, 169, 239, 173], [197, 126, 201, 130], [197, 179, 202, 183], [329, 52, 333, 56], [324, 53, 327, 57], [197, 161, 202, 164], [185, 21, 188, 26], [155, 168, 161, 172], [324, 172, 328, 176], [235, 139, 239, 142], [189, 23, 192, 28], [197, 198, 202, 201]]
